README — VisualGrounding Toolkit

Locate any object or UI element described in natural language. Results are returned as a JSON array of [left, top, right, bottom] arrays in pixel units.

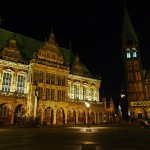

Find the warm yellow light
[[121, 93, 125, 98], [85, 102, 90, 108]]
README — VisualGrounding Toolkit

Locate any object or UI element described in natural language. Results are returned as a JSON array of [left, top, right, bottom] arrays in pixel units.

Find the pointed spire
[[48, 27, 55, 44], [122, 2, 139, 44]]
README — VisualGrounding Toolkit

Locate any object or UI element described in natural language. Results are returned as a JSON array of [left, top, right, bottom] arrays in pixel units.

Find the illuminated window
[[46, 88, 50, 100], [17, 75, 25, 93], [132, 48, 137, 58], [133, 51, 137, 58], [50, 89, 55, 100], [57, 75, 61, 86], [2, 72, 12, 92], [62, 91, 65, 101], [83, 86, 86, 100], [38, 87, 43, 100], [51, 74, 55, 84], [57, 90, 65, 101], [33, 71, 43, 83], [126, 48, 131, 58], [74, 84, 79, 99], [127, 52, 131, 58], [62, 76, 66, 86], [91, 88, 94, 101], [68, 83, 71, 98], [46, 73, 50, 84]]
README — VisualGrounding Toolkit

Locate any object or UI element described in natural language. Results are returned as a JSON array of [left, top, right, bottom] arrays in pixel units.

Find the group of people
[[141, 119, 150, 129]]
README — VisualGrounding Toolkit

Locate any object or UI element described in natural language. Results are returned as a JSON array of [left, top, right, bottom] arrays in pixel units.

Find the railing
[[66, 98, 103, 105], [0, 91, 28, 98]]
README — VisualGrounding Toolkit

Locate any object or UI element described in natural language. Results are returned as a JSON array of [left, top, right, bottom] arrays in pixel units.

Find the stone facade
[[0, 29, 115, 125]]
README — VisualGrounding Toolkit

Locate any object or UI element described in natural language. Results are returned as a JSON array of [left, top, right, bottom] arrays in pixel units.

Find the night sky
[[0, 0, 150, 105]]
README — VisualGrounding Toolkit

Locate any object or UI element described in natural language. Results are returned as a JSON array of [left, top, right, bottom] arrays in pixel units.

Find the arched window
[[132, 47, 137, 58], [126, 48, 131, 58]]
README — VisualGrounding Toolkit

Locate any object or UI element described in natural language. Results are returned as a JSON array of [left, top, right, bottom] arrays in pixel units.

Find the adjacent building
[[122, 4, 150, 120]]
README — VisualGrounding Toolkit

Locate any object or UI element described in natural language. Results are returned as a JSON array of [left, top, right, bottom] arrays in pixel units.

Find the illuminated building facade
[[0, 28, 115, 125], [122, 5, 150, 120]]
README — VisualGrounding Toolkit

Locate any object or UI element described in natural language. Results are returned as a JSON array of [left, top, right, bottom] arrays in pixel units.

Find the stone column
[[86, 112, 88, 124], [53, 111, 56, 125], [65, 113, 67, 125], [76, 113, 78, 124], [94, 114, 96, 124], [11, 110, 14, 125]]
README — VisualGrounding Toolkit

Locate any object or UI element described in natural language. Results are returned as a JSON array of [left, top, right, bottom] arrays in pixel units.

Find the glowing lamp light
[[121, 93, 125, 98], [85, 102, 90, 108]]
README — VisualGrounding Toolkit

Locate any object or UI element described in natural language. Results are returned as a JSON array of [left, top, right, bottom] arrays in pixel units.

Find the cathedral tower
[[122, 3, 146, 119]]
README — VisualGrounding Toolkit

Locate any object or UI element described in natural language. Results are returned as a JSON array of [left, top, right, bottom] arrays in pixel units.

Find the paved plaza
[[0, 123, 150, 150]]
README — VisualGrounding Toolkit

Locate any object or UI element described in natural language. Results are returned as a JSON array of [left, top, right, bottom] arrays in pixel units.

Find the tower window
[[132, 48, 137, 58], [126, 48, 131, 58], [132, 51, 137, 58], [127, 52, 131, 58]]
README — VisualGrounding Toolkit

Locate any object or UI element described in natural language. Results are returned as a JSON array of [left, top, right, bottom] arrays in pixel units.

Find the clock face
[[127, 39, 133, 46]]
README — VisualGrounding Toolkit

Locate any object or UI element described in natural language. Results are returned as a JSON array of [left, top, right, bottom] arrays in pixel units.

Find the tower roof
[[122, 2, 139, 44]]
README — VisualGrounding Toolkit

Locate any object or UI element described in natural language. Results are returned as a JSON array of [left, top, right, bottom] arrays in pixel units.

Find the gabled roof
[[122, 3, 139, 44], [0, 28, 92, 75]]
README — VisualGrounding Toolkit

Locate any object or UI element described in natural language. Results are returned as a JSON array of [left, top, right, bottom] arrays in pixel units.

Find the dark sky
[[1, 0, 150, 104]]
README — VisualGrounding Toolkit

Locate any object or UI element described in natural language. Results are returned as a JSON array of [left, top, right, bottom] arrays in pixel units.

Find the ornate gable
[[34, 32, 64, 65], [0, 34, 27, 64]]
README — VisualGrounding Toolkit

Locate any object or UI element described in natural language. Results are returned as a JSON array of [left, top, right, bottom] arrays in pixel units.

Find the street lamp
[[85, 102, 90, 127]]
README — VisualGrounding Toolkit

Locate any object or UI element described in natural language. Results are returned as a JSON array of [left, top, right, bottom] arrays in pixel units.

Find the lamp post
[[85, 102, 90, 127]]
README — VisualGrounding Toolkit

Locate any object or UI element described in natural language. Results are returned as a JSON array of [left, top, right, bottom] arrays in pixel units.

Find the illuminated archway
[[0, 103, 12, 125], [56, 108, 65, 125], [96, 111, 102, 124], [14, 104, 26, 125], [134, 108, 145, 119], [89, 110, 95, 124], [43, 107, 54, 125], [67, 108, 76, 125], [78, 109, 85, 124]]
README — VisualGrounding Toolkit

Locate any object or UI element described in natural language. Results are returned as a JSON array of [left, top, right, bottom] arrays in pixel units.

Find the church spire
[[122, 2, 139, 44]]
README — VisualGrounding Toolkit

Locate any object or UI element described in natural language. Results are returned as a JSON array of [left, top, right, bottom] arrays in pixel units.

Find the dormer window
[[126, 48, 131, 58], [132, 47, 137, 58]]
